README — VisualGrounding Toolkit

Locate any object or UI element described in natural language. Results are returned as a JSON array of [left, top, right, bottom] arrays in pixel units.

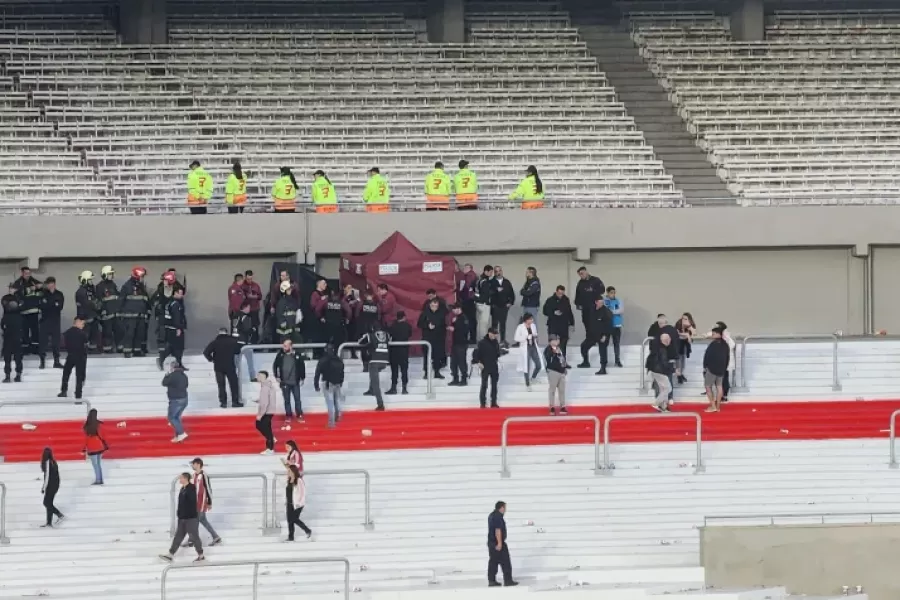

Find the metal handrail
[[0, 482, 8, 545], [271, 469, 374, 531], [638, 336, 653, 392], [703, 511, 900, 526], [739, 333, 841, 391], [169, 473, 276, 535], [500, 416, 601, 478], [602, 412, 704, 475], [889, 409, 900, 468], [338, 340, 434, 398], [161, 557, 351, 600], [238, 343, 327, 384], [0, 399, 91, 416]]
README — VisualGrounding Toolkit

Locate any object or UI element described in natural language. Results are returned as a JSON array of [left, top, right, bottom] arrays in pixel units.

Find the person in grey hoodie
[[163, 361, 190, 443], [255, 370, 277, 455]]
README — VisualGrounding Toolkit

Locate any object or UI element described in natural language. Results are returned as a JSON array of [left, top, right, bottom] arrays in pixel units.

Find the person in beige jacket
[[255, 370, 277, 455]]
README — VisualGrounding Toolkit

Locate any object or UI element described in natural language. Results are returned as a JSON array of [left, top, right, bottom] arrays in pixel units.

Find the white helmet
[[78, 270, 93, 284], [279, 281, 291, 293], [101, 265, 114, 278]]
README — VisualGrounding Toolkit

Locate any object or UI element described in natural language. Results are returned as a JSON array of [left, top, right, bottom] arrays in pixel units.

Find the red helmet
[[163, 271, 176, 284], [131, 266, 146, 278]]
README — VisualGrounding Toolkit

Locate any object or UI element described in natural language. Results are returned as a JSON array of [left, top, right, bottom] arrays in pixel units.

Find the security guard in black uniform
[[96, 265, 121, 353], [158, 287, 187, 369], [118, 266, 151, 357], [13, 266, 42, 354], [387, 311, 412, 395], [2, 284, 24, 382], [323, 290, 349, 347], [358, 321, 390, 411], [75, 270, 100, 353], [151, 270, 185, 352], [357, 290, 380, 370], [38, 276, 65, 369]]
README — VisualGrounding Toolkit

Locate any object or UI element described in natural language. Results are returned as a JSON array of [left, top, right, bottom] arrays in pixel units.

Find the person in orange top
[[82, 408, 107, 485]]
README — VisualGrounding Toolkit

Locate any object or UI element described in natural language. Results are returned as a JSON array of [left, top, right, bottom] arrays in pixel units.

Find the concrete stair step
[[668, 168, 722, 178], [673, 176, 727, 186]]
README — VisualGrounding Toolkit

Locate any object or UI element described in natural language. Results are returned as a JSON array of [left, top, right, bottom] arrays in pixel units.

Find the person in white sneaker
[[514, 313, 544, 390], [285, 465, 312, 541], [255, 370, 277, 455], [162, 361, 189, 443]]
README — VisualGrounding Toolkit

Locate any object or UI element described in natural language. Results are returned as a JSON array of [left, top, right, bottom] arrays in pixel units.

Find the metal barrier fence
[[0, 482, 8, 545], [271, 469, 374, 531], [0, 399, 92, 417], [238, 343, 327, 386], [889, 409, 900, 468], [739, 333, 841, 391], [500, 416, 601, 478], [703, 511, 900, 526], [169, 473, 277, 535], [338, 340, 434, 398], [602, 412, 704, 475], [160, 557, 351, 600]]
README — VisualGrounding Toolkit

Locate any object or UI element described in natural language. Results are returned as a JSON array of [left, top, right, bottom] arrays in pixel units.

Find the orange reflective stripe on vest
[[232, 194, 247, 205], [366, 204, 390, 213], [316, 205, 338, 214], [425, 194, 450, 209], [274, 199, 296, 211], [187, 194, 206, 205], [521, 201, 544, 210], [456, 193, 478, 206]]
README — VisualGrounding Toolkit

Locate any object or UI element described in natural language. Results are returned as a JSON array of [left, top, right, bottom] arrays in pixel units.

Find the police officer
[[386, 311, 411, 395], [39, 276, 64, 369], [58, 317, 88, 400], [358, 322, 390, 411], [2, 284, 24, 382], [357, 290, 380, 370], [75, 271, 100, 353], [118, 266, 151, 358], [158, 287, 187, 369], [152, 271, 185, 353], [96, 265, 120, 353], [13, 266, 42, 354], [275, 280, 302, 343], [448, 304, 469, 386], [322, 289, 350, 347], [232, 301, 257, 382]]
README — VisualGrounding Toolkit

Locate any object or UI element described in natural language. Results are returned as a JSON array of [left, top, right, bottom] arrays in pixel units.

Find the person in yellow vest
[[311, 170, 338, 213], [424, 161, 450, 211], [362, 167, 390, 213], [272, 167, 298, 213], [225, 161, 248, 214], [453, 159, 478, 210], [509, 165, 545, 209], [186, 160, 213, 215]]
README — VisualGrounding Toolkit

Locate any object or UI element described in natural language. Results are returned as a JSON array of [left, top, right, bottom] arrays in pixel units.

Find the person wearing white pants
[[647, 333, 674, 411]]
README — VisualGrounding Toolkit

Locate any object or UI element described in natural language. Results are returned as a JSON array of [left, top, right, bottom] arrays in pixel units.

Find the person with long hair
[[82, 409, 106, 485], [40, 447, 64, 527], [675, 312, 696, 384], [272, 166, 299, 213], [509, 165, 544, 209], [285, 464, 312, 541], [311, 170, 337, 213], [281, 440, 303, 472], [225, 160, 248, 214]]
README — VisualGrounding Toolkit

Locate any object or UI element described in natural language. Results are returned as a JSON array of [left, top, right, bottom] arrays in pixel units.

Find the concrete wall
[[8, 206, 900, 345], [701, 522, 900, 599]]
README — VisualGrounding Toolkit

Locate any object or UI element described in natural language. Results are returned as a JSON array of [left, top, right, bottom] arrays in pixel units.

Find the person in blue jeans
[[82, 408, 106, 485], [314, 344, 345, 428], [273, 339, 305, 430], [162, 361, 190, 443]]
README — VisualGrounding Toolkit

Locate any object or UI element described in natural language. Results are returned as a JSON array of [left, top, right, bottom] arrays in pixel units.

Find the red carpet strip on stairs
[[2, 400, 899, 462]]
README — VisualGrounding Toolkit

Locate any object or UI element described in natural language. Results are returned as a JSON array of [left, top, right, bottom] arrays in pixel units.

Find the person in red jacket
[[241, 270, 263, 331], [82, 408, 106, 485], [190, 458, 222, 546], [376, 283, 396, 327], [227, 274, 245, 320]]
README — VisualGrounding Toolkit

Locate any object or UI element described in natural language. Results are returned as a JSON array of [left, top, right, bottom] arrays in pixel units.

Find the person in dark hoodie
[[519, 267, 541, 334], [647, 332, 674, 412], [648, 314, 679, 402], [472, 328, 502, 408], [58, 317, 88, 400], [314, 344, 345, 428], [579, 297, 614, 375], [159, 472, 204, 563], [448, 304, 469, 386], [574, 267, 604, 337], [387, 311, 411, 395], [702, 326, 730, 413], [542, 285, 574, 361], [418, 297, 448, 379], [358, 322, 390, 411], [490, 266, 515, 347], [273, 339, 306, 428], [163, 361, 190, 443], [203, 327, 242, 408]]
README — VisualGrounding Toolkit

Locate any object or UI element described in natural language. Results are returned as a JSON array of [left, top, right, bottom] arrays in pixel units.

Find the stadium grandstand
[[3, 0, 900, 599]]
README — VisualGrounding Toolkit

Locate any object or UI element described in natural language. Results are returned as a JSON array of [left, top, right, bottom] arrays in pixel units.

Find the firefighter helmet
[[132, 266, 146, 279], [101, 265, 114, 278], [78, 270, 93, 284], [279, 281, 291, 293]]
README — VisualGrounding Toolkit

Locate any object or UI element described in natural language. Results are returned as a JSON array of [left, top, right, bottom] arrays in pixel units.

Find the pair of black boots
[[385, 385, 408, 395], [448, 378, 468, 386], [39, 358, 63, 370], [2, 374, 21, 383]]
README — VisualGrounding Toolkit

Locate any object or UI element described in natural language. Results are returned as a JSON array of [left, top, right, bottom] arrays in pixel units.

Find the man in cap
[[2, 283, 24, 382]]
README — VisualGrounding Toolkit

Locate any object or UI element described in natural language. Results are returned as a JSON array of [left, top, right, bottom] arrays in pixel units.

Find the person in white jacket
[[285, 465, 312, 541], [514, 313, 545, 390]]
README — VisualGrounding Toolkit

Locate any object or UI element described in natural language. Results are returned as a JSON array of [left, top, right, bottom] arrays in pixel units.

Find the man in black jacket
[[358, 323, 390, 411], [314, 344, 345, 428], [574, 267, 604, 337], [13, 267, 42, 354], [703, 326, 730, 413], [273, 339, 306, 425], [648, 314, 679, 402], [474, 265, 494, 341], [1, 285, 24, 383], [473, 328, 502, 408], [38, 277, 64, 369], [542, 285, 574, 360], [579, 297, 614, 375], [204, 327, 242, 408], [448, 304, 469, 386], [490, 266, 515, 347], [647, 333, 674, 412], [418, 297, 448, 380], [232, 301, 257, 381], [387, 311, 411, 395], [58, 317, 88, 399], [159, 472, 205, 563], [158, 288, 187, 370], [519, 267, 541, 335]]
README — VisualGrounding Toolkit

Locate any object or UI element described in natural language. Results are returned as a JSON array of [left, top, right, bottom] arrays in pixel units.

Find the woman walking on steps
[[285, 465, 312, 541], [82, 409, 106, 485], [40, 447, 64, 527], [281, 440, 303, 472]]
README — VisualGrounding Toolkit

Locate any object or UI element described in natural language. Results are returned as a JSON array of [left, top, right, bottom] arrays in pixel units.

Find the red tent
[[339, 232, 457, 331]]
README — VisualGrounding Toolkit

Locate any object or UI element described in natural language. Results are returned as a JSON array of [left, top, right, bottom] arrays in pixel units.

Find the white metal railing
[[270, 469, 374, 531], [739, 333, 841, 391], [602, 412, 704, 475], [0, 482, 8, 544], [160, 557, 351, 600], [889, 409, 900, 468], [168, 473, 277, 535], [500, 416, 601, 478], [338, 340, 434, 398]]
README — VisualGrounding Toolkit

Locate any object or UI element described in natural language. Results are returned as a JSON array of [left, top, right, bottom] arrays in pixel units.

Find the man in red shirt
[[376, 283, 396, 327], [228, 274, 245, 321], [242, 270, 263, 331]]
